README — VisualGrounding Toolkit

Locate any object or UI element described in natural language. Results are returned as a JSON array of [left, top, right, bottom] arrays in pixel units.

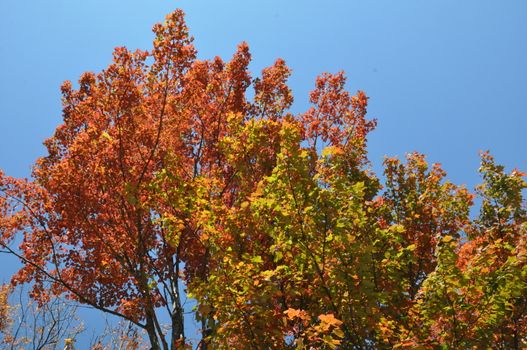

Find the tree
[[0, 9, 282, 349], [1, 8, 526, 350], [403, 153, 527, 349], [0, 284, 83, 350], [89, 320, 147, 350]]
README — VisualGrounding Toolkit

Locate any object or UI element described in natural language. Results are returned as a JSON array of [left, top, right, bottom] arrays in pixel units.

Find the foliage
[[0, 9, 526, 350], [0, 285, 9, 333]]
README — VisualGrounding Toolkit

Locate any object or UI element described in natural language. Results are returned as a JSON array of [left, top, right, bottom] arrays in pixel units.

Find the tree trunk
[[146, 316, 161, 350], [170, 280, 185, 350]]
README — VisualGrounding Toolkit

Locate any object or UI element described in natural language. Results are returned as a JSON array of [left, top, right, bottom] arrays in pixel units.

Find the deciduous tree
[[0, 285, 83, 350], [1, 9, 526, 350]]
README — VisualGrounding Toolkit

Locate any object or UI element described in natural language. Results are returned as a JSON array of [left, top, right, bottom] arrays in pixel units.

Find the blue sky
[[1, 0, 526, 345], [1, 1, 526, 183]]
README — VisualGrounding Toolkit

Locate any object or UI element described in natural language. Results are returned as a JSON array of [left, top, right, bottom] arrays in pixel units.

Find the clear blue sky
[[1, 0, 526, 344]]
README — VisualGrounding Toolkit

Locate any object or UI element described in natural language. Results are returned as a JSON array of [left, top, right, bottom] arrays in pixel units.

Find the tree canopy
[[1, 9, 526, 350]]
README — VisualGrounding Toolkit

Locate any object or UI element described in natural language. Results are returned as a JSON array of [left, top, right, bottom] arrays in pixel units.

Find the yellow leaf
[[284, 308, 301, 319], [319, 313, 343, 327], [322, 146, 343, 157], [101, 131, 112, 141], [333, 327, 345, 338], [442, 235, 453, 243]]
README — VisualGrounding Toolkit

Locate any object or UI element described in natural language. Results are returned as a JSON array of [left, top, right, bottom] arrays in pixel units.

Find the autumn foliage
[[0, 285, 9, 333], [1, 9, 526, 350]]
